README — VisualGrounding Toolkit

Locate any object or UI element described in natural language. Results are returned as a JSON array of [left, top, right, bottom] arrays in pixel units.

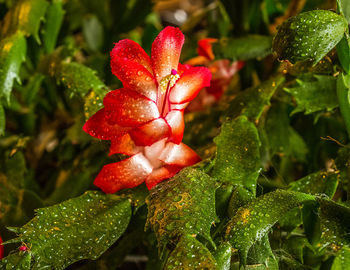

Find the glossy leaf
[[164, 235, 218, 270], [43, 0, 65, 53], [289, 170, 339, 198], [273, 10, 348, 64], [284, 75, 338, 115], [0, 32, 26, 104], [0, 252, 32, 269], [336, 73, 350, 138], [226, 77, 284, 122], [332, 247, 350, 270], [146, 168, 217, 252], [212, 35, 272, 61], [317, 196, 350, 247], [225, 190, 315, 265], [1, 0, 49, 43], [336, 34, 350, 74], [338, 0, 350, 24], [3, 191, 131, 269], [213, 242, 232, 270], [212, 116, 261, 193]]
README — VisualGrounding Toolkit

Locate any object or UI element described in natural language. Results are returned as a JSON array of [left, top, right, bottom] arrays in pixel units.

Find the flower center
[[159, 69, 180, 93]]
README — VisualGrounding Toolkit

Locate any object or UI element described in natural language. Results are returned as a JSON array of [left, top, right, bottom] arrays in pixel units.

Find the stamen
[[159, 70, 180, 93]]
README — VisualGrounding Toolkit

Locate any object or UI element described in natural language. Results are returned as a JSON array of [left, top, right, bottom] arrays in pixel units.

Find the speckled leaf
[[225, 190, 315, 265], [6, 191, 131, 270], [146, 168, 217, 252], [265, 103, 308, 161], [212, 116, 261, 192], [317, 197, 350, 247], [164, 235, 218, 270], [56, 62, 107, 119], [212, 35, 272, 61], [284, 75, 338, 115], [226, 77, 284, 122], [0, 32, 26, 104], [246, 234, 276, 267], [213, 242, 231, 270], [1, 0, 49, 43], [273, 10, 348, 64], [289, 170, 339, 198], [0, 252, 32, 269], [332, 247, 350, 270], [43, 0, 65, 53]]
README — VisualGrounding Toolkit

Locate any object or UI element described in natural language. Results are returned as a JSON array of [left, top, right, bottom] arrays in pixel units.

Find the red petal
[[109, 133, 142, 156], [83, 108, 127, 140], [144, 138, 167, 168], [159, 142, 201, 166], [151, 27, 184, 82], [104, 89, 160, 127], [111, 39, 153, 74], [129, 118, 170, 146], [0, 235, 3, 259], [165, 110, 184, 144], [94, 153, 153, 193], [169, 66, 211, 104], [145, 165, 182, 190], [110, 57, 157, 101], [197, 38, 218, 60]]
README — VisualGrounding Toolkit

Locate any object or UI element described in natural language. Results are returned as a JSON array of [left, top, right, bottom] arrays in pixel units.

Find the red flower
[[83, 27, 211, 193], [0, 235, 3, 259], [185, 38, 244, 111]]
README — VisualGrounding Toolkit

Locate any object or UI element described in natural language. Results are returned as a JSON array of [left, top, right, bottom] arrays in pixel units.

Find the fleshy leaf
[[42, 0, 65, 53], [4, 191, 131, 270], [225, 190, 315, 266], [1, 0, 49, 43], [226, 77, 284, 122], [212, 35, 272, 61], [289, 170, 339, 198], [0, 252, 32, 269], [331, 247, 350, 270], [164, 235, 218, 270], [146, 168, 217, 252], [284, 75, 338, 115], [212, 242, 232, 270], [212, 116, 261, 193], [317, 196, 350, 248], [0, 32, 26, 104], [273, 10, 348, 64]]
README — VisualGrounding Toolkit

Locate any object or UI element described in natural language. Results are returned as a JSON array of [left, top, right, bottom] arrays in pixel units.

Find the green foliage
[[0, 32, 26, 104], [225, 190, 315, 265], [146, 168, 217, 252], [212, 116, 261, 192], [332, 247, 350, 270], [1, 191, 131, 269], [284, 75, 338, 115], [212, 35, 272, 61], [273, 10, 348, 64], [164, 235, 218, 270]]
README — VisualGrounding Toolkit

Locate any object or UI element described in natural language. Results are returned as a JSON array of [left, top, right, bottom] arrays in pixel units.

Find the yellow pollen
[[159, 73, 180, 93]]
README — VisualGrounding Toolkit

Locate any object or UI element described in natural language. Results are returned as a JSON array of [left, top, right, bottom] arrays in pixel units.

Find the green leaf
[[273, 10, 348, 64], [246, 234, 277, 267], [5, 191, 131, 269], [337, 73, 350, 139], [83, 15, 104, 52], [225, 190, 315, 265], [226, 76, 285, 121], [332, 247, 350, 270], [317, 196, 350, 247], [43, 0, 65, 53], [146, 168, 217, 253], [289, 170, 339, 198], [212, 242, 231, 270], [336, 34, 350, 74], [0, 104, 5, 135], [0, 32, 26, 104], [284, 75, 338, 115], [212, 116, 261, 192], [0, 252, 32, 269], [338, 0, 350, 24], [1, 0, 49, 43], [164, 235, 218, 270], [212, 35, 272, 61], [265, 103, 308, 161]]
